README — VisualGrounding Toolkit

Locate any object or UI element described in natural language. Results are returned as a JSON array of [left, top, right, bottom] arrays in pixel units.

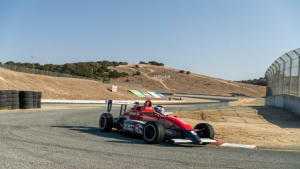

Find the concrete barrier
[[266, 95, 300, 116], [41, 99, 184, 104]]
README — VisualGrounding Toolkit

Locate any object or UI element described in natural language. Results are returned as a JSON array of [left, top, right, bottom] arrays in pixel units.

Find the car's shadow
[[51, 125, 202, 148]]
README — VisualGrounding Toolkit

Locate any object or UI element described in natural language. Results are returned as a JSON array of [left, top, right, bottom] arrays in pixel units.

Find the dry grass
[[111, 64, 266, 97], [0, 67, 150, 100], [0, 64, 266, 100]]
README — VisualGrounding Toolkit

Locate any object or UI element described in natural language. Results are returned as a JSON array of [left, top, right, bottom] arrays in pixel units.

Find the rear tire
[[99, 113, 113, 132], [142, 121, 165, 144], [194, 123, 215, 139]]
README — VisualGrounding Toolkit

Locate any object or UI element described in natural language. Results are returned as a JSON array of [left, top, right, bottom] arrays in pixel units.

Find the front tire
[[194, 123, 215, 139], [142, 121, 165, 144], [99, 113, 113, 132]]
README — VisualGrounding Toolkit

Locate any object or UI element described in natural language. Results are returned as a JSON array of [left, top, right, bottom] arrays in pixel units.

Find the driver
[[154, 105, 165, 115]]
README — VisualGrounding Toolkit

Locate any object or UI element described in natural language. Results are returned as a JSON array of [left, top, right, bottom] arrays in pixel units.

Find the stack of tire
[[0, 90, 42, 110], [0, 90, 7, 110], [0, 90, 19, 109], [10, 90, 19, 109], [19, 91, 42, 109], [33, 91, 42, 108]]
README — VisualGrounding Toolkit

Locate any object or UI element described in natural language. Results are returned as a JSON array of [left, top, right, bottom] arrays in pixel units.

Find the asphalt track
[[0, 105, 300, 169]]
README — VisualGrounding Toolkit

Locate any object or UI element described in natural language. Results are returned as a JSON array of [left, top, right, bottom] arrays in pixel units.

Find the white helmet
[[154, 105, 164, 115]]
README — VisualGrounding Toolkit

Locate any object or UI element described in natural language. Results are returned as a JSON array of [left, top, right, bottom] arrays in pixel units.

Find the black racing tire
[[194, 123, 215, 139], [142, 121, 165, 144], [99, 113, 113, 132]]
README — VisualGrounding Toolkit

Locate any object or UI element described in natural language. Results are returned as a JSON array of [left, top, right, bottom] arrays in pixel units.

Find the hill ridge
[[0, 64, 266, 99]]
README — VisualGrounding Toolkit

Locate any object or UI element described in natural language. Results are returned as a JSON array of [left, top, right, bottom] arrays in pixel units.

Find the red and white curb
[[208, 142, 256, 149]]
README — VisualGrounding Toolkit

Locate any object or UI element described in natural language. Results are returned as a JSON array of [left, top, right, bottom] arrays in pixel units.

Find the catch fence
[[265, 48, 300, 97]]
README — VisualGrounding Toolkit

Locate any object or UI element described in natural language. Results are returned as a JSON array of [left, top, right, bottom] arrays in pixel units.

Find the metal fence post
[[286, 53, 293, 95], [294, 50, 300, 96], [271, 66, 276, 95], [274, 64, 278, 95], [275, 61, 281, 95], [279, 57, 285, 95]]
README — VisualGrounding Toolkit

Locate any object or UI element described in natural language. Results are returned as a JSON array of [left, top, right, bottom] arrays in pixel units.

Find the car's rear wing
[[105, 100, 139, 105], [106, 100, 139, 114]]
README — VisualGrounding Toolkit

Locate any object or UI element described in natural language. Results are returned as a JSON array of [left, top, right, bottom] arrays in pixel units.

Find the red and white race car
[[99, 100, 216, 144]]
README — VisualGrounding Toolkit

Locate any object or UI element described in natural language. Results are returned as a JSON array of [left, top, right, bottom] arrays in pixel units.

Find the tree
[[238, 77, 267, 86], [3, 60, 129, 80], [5, 61, 15, 65], [179, 70, 185, 73], [139, 61, 147, 64], [148, 61, 164, 66]]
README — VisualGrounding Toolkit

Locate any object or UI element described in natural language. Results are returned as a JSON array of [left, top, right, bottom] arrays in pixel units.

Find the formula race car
[[99, 100, 216, 145]]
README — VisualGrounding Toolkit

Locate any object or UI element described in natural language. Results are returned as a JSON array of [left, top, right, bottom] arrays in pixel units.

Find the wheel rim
[[144, 124, 156, 142], [99, 116, 106, 129], [195, 127, 207, 138]]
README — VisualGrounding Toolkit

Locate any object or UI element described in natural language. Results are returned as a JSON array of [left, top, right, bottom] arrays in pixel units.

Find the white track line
[[220, 143, 256, 149]]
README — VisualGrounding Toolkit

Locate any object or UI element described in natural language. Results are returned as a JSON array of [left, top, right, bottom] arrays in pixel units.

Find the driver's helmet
[[154, 105, 165, 115]]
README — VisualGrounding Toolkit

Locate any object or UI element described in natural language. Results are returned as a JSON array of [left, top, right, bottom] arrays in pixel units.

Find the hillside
[[110, 64, 266, 98], [0, 67, 147, 100], [0, 64, 266, 100]]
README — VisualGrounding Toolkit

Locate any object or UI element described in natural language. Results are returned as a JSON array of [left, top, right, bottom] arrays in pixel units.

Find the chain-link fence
[[265, 48, 300, 97], [0, 64, 95, 81]]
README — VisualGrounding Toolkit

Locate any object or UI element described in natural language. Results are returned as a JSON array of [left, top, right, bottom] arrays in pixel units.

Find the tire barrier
[[0, 90, 7, 109], [32, 92, 42, 108], [19, 91, 33, 109], [6, 90, 19, 110], [0, 90, 42, 110], [11, 90, 19, 109], [37, 92, 42, 108]]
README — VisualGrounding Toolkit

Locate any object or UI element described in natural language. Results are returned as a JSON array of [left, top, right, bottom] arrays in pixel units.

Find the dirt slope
[[0, 67, 147, 100], [176, 107, 300, 146], [0, 64, 265, 99], [111, 64, 266, 97]]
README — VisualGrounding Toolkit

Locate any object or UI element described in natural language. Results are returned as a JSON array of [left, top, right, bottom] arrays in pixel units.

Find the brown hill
[[0, 67, 147, 100], [0, 65, 266, 100], [110, 64, 266, 98]]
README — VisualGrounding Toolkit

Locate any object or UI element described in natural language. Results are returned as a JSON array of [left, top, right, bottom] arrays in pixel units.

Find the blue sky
[[1, 0, 300, 80]]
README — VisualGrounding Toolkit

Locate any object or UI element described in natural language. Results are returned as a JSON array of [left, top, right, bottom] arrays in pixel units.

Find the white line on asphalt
[[220, 143, 256, 149]]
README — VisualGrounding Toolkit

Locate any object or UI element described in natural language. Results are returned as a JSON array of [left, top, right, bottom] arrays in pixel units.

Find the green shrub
[[3, 61, 129, 79], [148, 61, 164, 66], [139, 61, 147, 64], [135, 71, 141, 75]]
